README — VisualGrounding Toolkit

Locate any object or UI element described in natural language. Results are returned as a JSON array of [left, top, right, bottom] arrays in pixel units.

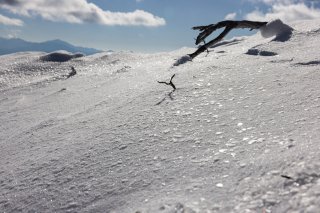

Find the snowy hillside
[[1, 19, 320, 213]]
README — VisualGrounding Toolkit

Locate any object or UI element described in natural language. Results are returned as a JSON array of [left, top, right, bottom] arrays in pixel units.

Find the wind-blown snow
[[1, 19, 320, 213], [260, 19, 294, 41]]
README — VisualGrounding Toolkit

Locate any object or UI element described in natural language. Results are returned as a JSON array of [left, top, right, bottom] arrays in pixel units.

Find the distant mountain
[[0, 37, 103, 56]]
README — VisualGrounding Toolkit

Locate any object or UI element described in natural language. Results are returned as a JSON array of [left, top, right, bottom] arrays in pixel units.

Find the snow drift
[[40, 51, 85, 62], [260, 19, 294, 41], [1, 19, 320, 213]]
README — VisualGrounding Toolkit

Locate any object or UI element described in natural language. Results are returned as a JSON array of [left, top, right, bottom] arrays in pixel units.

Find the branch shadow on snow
[[211, 37, 245, 48], [155, 90, 175, 106], [246, 48, 278, 56], [294, 60, 320, 66]]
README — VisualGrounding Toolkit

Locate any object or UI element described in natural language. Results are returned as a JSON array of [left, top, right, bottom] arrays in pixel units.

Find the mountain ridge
[[0, 37, 103, 56]]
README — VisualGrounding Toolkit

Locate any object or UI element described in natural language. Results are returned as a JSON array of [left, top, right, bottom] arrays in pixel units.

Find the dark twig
[[67, 66, 77, 79], [281, 175, 294, 180], [157, 74, 176, 90]]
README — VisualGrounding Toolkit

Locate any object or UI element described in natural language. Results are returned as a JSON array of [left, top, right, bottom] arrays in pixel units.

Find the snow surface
[[1, 19, 320, 213]]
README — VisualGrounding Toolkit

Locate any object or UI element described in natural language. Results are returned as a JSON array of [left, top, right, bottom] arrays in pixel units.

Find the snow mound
[[173, 55, 192, 66], [260, 19, 294, 42], [40, 51, 85, 62]]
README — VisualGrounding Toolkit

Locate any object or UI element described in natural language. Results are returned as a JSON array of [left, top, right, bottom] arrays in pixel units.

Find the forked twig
[[157, 74, 176, 90]]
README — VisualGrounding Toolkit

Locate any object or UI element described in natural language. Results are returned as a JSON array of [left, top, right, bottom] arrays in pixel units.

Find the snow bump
[[260, 19, 294, 42], [40, 51, 84, 62]]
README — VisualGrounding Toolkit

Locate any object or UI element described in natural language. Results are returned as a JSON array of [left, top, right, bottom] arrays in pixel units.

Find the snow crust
[[1, 19, 320, 213]]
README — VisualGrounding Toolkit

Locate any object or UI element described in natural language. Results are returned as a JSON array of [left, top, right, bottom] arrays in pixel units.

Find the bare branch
[[158, 74, 176, 90], [170, 74, 176, 82], [188, 20, 267, 60], [189, 26, 233, 59], [193, 20, 267, 45]]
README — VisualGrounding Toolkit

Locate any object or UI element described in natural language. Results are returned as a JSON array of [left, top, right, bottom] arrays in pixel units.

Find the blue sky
[[1, 0, 320, 52]]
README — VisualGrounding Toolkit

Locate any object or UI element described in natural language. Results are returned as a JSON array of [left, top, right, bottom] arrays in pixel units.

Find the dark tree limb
[[188, 20, 267, 59], [157, 74, 176, 90]]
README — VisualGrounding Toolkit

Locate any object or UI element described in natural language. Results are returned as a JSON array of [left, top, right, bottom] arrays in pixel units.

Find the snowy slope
[[1, 19, 320, 213]]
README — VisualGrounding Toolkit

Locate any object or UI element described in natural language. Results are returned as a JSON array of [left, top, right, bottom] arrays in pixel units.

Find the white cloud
[[225, 12, 237, 20], [7, 29, 21, 38], [0, 13, 23, 26], [245, 3, 320, 22], [248, 0, 302, 4], [0, 0, 166, 27]]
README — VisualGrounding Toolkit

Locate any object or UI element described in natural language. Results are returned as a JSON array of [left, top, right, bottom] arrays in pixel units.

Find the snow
[[1, 19, 320, 213]]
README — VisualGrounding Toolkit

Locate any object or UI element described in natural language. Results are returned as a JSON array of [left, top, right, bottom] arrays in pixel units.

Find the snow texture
[[1, 19, 320, 213]]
